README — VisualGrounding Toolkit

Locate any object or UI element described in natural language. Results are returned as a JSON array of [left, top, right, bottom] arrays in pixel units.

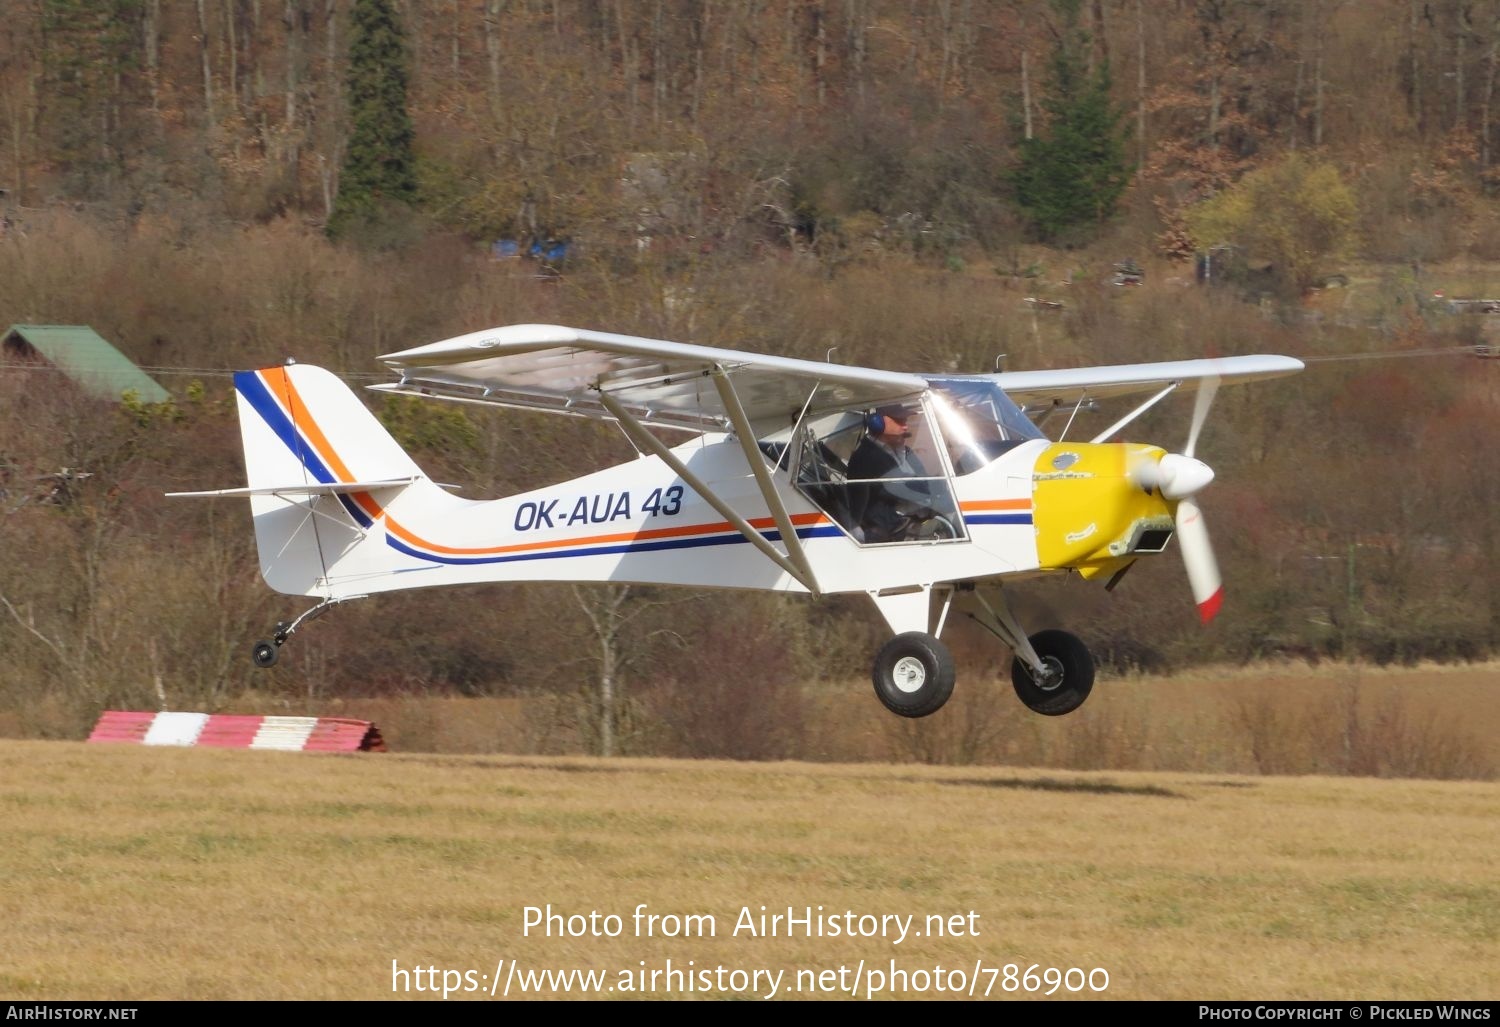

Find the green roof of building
[[2, 324, 170, 404]]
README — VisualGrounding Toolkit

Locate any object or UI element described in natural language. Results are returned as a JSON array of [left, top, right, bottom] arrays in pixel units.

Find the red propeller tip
[[1197, 587, 1224, 624]]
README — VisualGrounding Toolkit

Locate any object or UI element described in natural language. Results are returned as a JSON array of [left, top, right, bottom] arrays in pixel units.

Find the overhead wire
[[0, 361, 389, 383], [0, 343, 1490, 392], [1301, 345, 1478, 363]]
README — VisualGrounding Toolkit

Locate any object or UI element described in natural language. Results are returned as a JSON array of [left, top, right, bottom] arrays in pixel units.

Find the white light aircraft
[[170, 324, 1303, 718]]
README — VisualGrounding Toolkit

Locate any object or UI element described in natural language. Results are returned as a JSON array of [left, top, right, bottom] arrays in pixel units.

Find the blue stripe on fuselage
[[386, 524, 846, 566]]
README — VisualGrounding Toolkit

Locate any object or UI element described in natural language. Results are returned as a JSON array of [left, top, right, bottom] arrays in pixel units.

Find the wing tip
[[379, 324, 578, 363]]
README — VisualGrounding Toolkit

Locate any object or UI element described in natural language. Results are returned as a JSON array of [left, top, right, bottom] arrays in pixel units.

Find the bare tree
[[1410, 0, 1426, 131], [570, 583, 694, 757], [1134, 0, 1145, 160], [143, 0, 161, 111], [484, 0, 508, 113], [197, 0, 216, 120], [1484, 1, 1500, 167]]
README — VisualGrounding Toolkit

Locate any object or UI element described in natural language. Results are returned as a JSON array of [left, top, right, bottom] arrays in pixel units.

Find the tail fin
[[234, 364, 422, 490], [227, 364, 426, 596]]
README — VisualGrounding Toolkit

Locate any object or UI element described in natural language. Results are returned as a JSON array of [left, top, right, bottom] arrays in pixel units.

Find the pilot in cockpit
[[847, 405, 935, 543]]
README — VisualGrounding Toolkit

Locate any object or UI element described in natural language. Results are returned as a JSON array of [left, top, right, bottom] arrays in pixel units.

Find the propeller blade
[[1184, 374, 1220, 460], [1175, 496, 1223, 623]]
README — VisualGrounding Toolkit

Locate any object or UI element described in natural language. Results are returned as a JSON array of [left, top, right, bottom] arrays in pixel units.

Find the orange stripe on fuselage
[[387, 510, 830, 557], [259, 366, 833, 557], [959, 498, 1032, 512]]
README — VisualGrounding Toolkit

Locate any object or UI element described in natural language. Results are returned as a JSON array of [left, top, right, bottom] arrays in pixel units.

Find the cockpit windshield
[[924, 377, 1047, 475]]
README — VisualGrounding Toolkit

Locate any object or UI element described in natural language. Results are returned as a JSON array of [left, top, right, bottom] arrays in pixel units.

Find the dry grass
[[1, 740, 1495, 1000], [303, 661, 1500, 780]]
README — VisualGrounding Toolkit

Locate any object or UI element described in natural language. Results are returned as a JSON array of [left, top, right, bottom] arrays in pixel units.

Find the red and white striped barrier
[[88, 711, 386, 752]]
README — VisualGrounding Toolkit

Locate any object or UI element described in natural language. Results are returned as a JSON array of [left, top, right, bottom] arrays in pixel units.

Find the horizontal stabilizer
[[166, 477, 420, 499], [178, 364, 448, 598]]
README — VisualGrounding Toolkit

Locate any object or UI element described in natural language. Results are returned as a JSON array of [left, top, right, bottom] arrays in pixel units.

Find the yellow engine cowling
[[1032, 442, 1175, 580]]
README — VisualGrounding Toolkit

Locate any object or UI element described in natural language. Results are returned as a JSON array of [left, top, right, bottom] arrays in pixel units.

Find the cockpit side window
[[781, 402, 966, 545]]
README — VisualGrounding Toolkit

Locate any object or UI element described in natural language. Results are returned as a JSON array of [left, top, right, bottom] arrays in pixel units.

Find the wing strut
[[1088, 382, 1179, 444], [594, 388, 818, 594], [710, 366, 820, 595]]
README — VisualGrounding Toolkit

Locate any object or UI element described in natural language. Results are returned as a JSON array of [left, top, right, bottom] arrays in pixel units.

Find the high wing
[[374, 325, 1302, 430], [375, 323, 938, 595], [989, 354, 1305, 409], [373, 323, 928, 435]]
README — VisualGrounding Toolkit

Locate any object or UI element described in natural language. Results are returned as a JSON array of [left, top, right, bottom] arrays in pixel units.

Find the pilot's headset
[[866, 410, 911, 436]]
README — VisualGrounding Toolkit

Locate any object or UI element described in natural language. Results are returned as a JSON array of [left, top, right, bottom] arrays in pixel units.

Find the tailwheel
[[872, 631, 956, 718], [1011, 629, 1094, 716], [251, 640, 279, 668], [248, 596, 365, 668]]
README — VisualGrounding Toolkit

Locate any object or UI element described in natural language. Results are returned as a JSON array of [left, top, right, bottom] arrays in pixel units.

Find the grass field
[[320, 660, 1500, 778], [1, 739, 1495, 1000]]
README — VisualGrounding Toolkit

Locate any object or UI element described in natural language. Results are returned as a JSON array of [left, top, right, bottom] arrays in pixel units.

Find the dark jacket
[[847, 437, 931, 542]]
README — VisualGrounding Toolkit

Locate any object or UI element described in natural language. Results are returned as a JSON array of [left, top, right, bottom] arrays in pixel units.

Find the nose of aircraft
[[1153, 453, 1215, 499], [1129, 451, 1215, 500]]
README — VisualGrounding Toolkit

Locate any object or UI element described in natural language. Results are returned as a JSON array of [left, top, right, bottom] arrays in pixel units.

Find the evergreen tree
[[328, 0, 417, 241], [1010, 0, 1132, 243], [39, 0, 145, 199]]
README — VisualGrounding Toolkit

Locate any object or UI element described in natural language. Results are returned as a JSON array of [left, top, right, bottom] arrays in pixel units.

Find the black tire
[[1010, 629, 1094, 716], [872, 632, 956, 718], [252, 640, 279, 668]]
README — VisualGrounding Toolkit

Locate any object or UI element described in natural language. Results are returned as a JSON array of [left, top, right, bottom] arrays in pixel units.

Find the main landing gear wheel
[[872, 631, 956, 718], [1011, 629, 1094, 716]]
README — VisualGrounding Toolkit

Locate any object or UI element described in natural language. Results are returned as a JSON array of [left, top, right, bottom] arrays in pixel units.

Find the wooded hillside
[[8, 0, 1500, 255]]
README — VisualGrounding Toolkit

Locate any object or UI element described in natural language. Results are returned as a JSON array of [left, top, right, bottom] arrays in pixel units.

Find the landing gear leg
[[961, 584, 1096, 716], [250, 594, 366, 669]]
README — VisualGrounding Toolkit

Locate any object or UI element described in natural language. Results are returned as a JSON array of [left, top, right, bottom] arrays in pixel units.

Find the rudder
[[232, 364, 426, 597], [234, 363, 422, 491]]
